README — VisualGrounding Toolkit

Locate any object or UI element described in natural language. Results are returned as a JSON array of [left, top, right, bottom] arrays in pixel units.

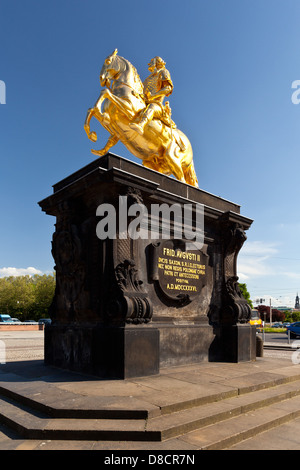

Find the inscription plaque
[[149, 240, 208, 304]]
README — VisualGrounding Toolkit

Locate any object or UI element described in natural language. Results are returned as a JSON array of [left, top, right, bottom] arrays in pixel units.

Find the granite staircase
[[1, 369, 300, 449]]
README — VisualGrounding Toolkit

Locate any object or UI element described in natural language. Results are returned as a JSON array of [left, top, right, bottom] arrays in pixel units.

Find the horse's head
[[99, 49, 143, 95], [100, 49, 119, 88]]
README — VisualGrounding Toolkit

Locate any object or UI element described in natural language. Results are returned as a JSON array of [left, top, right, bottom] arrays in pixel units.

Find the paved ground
[[1, 330, 300, 451], [0, 330, 44, 362]]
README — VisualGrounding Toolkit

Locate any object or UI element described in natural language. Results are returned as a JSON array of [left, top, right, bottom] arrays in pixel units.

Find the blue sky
[[1, 0, 300, 307]]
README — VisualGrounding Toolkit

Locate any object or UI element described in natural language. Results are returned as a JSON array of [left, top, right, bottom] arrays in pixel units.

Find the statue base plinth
[[45, 324, 159, 379], [218, 324, 257, 362], [39, 153, 255, 378]]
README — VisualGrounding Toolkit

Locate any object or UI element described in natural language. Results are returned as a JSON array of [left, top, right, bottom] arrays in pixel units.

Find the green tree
[[285, 311, 300, 323], [256, 305, 286, 322], [32, 274, 56, 318], [0, 273, 55, 321], [0, 278, 13, 314], [0, 276, 35, 319], [238, 283, 253, 308]]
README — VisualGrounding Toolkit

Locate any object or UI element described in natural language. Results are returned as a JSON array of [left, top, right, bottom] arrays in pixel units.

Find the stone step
[[1, 379, 300, 442], [0, 378, 160, 419], [1, 366, 300, 422], [0, 396, 158, 441], [147, 379, 300, 439], [179, 394, 300, 450]]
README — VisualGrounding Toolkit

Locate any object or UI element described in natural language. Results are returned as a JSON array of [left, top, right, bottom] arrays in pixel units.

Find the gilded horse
[[84, 50, 198, 187]]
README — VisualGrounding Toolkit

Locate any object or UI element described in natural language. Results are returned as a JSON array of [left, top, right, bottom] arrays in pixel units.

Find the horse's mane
[[117, 55, 144, 94]]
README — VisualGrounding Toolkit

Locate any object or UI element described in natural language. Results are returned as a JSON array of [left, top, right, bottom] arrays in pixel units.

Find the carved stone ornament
[[50, 224, 89, 322], [105, 258, 152, 324], [221, 223, 251, 324], [104, 187, 153, 324]]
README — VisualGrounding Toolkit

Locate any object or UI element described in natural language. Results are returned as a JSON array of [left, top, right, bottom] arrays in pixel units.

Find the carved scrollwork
[[102, 185, 152, 324], [221, 220, 251, 324], [223, 275, 251, 324], [107, 258, 153, 324]]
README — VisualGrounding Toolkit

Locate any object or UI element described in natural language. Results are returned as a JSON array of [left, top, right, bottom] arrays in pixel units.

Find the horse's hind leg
[[143, 160, 159, 172], [164, 142, 186, 183], [183, 161, 199, 187]]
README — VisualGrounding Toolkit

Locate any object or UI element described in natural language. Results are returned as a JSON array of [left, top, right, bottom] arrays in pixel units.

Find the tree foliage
[[256, 305, 286, 322], [284, 310, 300, 323], [238, 283, 253, 308], [0, 274, 55, 320]]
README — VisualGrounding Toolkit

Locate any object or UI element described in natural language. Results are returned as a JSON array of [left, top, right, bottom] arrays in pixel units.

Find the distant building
[[276, 306, 292, 312], [295, 293, 300, 309]]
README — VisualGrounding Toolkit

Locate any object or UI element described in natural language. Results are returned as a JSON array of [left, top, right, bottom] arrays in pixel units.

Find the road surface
[[0, 330, 44, 362]]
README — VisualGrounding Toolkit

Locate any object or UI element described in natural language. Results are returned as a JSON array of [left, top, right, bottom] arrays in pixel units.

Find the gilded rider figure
[[130, 57, 174, 135]]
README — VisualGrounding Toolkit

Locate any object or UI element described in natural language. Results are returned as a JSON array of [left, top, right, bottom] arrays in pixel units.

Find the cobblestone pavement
[[0, 330, 44, 362]]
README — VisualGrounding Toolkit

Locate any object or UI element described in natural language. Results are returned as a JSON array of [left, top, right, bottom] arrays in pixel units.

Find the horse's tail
[[184, 160, 198, 187]]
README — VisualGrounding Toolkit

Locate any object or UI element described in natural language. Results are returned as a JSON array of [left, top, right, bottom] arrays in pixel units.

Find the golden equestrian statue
[[84, 49, 198, 187]]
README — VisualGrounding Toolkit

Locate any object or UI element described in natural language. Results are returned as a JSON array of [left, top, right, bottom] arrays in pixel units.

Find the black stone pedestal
[[39, 152, 254, 378], [45, 324, 160, 379], [220, 324, 257, 362], [157, 323, 217, 367]]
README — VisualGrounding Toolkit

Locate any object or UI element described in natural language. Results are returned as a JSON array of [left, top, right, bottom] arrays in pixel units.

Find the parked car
[[286, 322, 300, 339], [38, 318, 51, 325], [273, 322, 283, 328], [10, 318, 22, 323], [23, 320, 37, 324], [283, 322, 291, 327], [0, 314, 13, 322]]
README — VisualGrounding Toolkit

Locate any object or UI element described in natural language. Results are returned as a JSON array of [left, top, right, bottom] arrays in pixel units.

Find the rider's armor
[[130, 65, 185, 151], [130, 67, 175, 134], [143, 68, 173, 103]]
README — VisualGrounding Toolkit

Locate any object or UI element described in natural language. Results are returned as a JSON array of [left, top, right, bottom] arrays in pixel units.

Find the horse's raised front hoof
[[91, 148, 106, 156], [88, 131, 97, 142]]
